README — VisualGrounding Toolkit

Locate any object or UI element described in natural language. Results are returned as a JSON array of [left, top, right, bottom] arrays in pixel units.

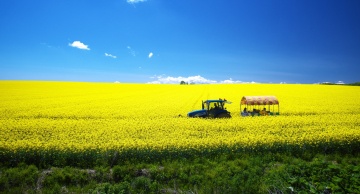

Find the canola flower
[[0, 81, 360, 163]]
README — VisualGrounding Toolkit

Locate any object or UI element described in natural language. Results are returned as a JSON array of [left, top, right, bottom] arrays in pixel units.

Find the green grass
[[1, 152, 359, 193]]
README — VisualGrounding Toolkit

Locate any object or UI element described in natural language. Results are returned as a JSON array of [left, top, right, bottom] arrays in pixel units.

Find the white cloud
[[127, 0, 147, 4], [148, 75, 256, 84], [127, 46, 136, 56], [219, 78, 258, 84], [148, 52, 153, 58], [69, 41, 90, 50], [105, 53, 117, 59], [220, 78, 243, 84], [148, 75, 217, 84], [315, 81, 346, 85]]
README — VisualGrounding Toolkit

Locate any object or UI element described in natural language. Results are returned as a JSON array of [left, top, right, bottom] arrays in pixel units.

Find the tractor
[[187, 99, 231, 118]]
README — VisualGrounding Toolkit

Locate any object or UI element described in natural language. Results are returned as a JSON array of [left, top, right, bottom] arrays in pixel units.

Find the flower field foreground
[[1, 81, 360, 166]]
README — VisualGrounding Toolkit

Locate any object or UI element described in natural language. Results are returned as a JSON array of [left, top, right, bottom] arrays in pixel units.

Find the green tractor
[[187, 99, 231, 118]]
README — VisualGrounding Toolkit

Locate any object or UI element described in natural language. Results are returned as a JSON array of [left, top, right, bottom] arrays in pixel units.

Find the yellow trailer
[[240, 96, 279, 116]]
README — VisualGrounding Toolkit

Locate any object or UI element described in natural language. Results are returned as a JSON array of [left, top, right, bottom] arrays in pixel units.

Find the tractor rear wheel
[[217, 113, 231, 118]]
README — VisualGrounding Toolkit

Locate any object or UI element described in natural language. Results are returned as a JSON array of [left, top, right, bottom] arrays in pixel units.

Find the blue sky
[[0, 0, 359, 84]]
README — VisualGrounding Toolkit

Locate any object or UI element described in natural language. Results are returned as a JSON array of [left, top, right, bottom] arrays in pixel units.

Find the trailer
[[240, 96, 279, 116]]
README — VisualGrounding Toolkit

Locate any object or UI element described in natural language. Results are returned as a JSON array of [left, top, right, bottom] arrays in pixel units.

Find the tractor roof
[[204, 100, 224, 103], [204, 99, 231, 104]]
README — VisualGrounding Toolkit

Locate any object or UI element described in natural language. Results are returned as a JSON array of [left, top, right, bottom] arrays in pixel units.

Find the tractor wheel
[[217, 113, 231, 118]]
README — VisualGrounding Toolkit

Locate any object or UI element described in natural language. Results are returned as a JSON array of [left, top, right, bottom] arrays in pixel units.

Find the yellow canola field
[[0, 81, 360, 154]]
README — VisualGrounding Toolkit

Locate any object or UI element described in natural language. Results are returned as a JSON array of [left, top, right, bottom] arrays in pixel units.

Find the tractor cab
[[188, 99, 231, 118]]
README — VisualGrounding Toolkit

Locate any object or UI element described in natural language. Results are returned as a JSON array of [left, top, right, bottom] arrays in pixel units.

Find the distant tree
[[180, 81, 187, 85], [320, 82, 335, 85], [349, 82, 360, 86]]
